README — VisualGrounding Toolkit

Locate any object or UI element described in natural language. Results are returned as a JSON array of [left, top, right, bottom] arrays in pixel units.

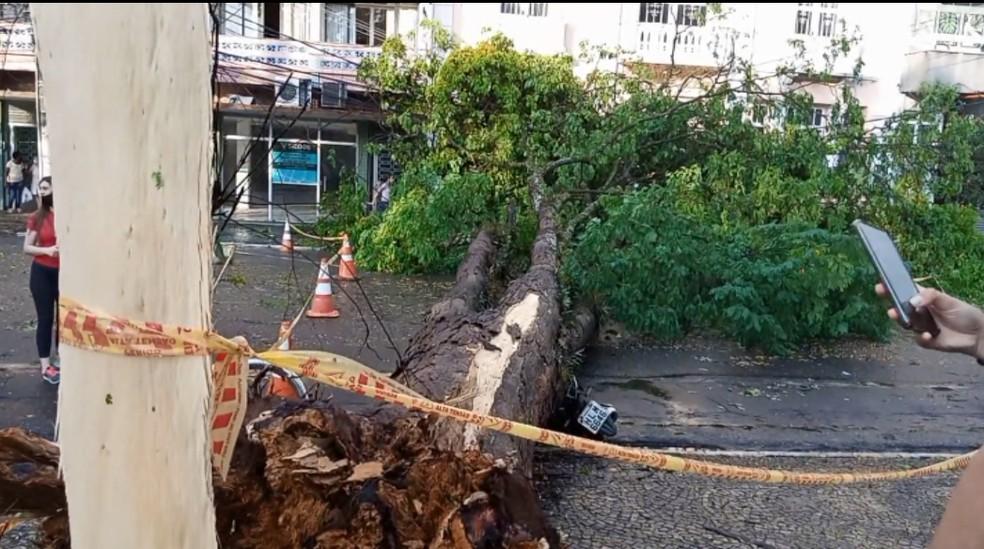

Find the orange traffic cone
[[277, 320, 293, 351], [281, 220, 293, 252], [306, 258, 341, 318], [337, 233, 358, 280]]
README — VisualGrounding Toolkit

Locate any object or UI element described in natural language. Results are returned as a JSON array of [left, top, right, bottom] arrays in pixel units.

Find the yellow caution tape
[[288, 223, 345, 243], [58, 297, 976, 484]]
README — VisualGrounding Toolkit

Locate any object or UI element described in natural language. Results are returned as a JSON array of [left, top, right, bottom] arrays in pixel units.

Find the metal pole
[[34, 58, 43, 181], [267, 120, 273, 222]]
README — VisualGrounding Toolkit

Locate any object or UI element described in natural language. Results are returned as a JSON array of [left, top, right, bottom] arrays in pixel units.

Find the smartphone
[[852, 220, 940, 336]]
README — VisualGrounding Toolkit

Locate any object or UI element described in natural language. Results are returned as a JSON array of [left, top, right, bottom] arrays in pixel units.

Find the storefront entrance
[[220, 114, 360, 222]]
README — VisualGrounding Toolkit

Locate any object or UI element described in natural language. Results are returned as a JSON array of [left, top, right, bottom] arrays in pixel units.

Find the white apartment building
[[434, 3, 984, 126]]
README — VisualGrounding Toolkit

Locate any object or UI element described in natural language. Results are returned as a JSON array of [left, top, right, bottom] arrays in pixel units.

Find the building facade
[[215, 2, 424, 222], [0, 3, 45, 189], [0, 2, 424, 221], [437, 3, 984, 128], [0, 3, 980, 219]]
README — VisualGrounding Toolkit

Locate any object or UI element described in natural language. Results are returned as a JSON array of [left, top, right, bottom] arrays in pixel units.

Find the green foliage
[[566, 188, 888, 354], [339, 28, 984, 354], [313, 171, 367, 238], [568, 82, 984, 353], [351, 34, 590, 273], [707, 226, 887, 353], [361, 34, 591, 187], [356, 171, 536, 273]]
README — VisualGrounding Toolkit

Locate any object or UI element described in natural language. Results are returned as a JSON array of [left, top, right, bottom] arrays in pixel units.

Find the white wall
[[450, 3, 570, 54]]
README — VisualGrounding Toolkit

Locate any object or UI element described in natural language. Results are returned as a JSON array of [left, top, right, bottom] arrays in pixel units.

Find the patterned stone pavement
[[535, 451, 960, 548]]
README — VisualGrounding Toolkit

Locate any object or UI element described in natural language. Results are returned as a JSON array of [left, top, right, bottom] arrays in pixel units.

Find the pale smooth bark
[[32, 4, 217, 548]]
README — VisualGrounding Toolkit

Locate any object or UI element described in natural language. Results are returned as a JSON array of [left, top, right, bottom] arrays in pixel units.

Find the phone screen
[[853, 220, 938, 335]]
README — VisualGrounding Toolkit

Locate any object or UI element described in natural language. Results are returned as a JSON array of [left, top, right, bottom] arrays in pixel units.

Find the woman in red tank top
[[23, 177, 59, 384]]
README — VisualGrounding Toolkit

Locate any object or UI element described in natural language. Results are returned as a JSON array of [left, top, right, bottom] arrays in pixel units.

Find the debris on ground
[[1, 402, 558, 549], [0, 429, 68, 548], [215, 401, 558, 548]]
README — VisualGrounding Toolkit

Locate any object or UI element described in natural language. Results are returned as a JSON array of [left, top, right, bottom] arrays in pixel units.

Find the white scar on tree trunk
[[463, 292, 541, 449]]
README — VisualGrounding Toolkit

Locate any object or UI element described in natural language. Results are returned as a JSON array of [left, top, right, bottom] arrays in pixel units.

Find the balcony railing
[[913, 3, 984, 53], [637, 23, 741, 67]]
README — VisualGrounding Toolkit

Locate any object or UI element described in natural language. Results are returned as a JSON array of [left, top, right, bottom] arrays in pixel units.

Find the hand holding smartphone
[[853, 220, 940, 337]]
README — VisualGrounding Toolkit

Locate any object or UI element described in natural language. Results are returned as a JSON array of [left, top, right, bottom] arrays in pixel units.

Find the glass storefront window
[[319, 121, 357, 142], [221, 136, 269, 211], [273, 119, 319, 142], [321, 144, 358, 194], [221, 116, 268, 137], [220, 114, 361, 221]]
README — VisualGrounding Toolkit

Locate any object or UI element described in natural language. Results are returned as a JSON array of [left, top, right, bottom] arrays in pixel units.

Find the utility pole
[[31, 4, 218, 547]]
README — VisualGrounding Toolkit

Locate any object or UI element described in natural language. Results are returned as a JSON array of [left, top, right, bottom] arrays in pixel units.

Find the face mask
[[41, 194, 53, 209]]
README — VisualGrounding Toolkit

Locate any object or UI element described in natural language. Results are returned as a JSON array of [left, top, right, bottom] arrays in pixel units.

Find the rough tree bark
[[32, 4, 218, 548], [398, 197, 563, 475]]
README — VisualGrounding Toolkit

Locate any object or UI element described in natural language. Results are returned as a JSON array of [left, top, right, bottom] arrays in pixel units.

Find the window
[[0, 3, 28, 21], [784, 104, 829, 129], [221, 3, 261, 37], [323, 4, 391, 46], [221, 3, 263, 37], [284, 3, 312, 40], [795, 3, 839, 37], [808, 106, 826, 129], [323, 4, 352, 43], [639, 3, 706, 26], [500, 3, 549, 17]]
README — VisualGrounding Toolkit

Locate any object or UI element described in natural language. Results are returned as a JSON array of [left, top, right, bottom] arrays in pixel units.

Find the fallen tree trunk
[[2, 175, 594, 548], [0, 429, 68, 549], [390, 228, 497, 382], [398, 200, 563, 473], [209, 198, 572, 546]]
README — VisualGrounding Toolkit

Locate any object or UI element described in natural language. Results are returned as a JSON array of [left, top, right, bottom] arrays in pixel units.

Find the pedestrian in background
[[23, 177, 59, 384], [5, 151, 25, 213], [373, 175, 392, 213], [30, 155, 39, 198], [24, 154, 37, 203]]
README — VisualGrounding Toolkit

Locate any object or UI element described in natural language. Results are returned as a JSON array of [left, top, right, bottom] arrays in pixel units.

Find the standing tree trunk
[[32, 4, 218, 548]]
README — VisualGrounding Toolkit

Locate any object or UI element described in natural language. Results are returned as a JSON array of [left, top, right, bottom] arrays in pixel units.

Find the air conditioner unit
[[320, 81, 348, 108], [275, 79, 312, 107]]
